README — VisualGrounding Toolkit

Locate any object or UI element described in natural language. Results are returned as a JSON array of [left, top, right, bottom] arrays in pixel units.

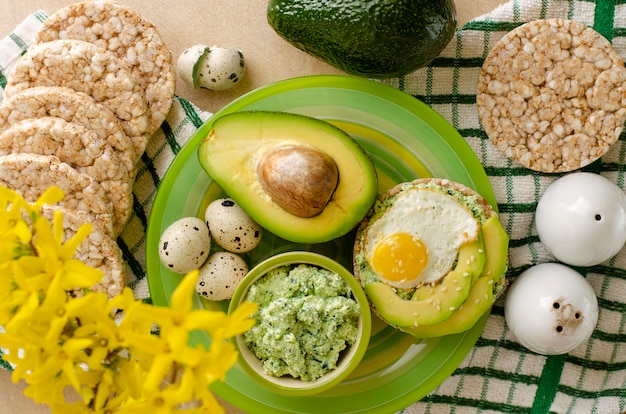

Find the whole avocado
[[266, 0, 457, 78]]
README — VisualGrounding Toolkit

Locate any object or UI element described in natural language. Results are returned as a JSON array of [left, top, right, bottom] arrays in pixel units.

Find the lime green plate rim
[[146, 75, 496, 413]]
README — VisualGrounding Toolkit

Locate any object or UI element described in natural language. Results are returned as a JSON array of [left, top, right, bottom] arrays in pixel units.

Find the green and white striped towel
[[1, 1, 625, 413]]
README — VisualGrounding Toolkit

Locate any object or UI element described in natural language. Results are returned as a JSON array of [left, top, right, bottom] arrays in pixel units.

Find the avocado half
[[353, 178, 509, 338], [198, 111, 378, 244], [267, 0, 457, 78]]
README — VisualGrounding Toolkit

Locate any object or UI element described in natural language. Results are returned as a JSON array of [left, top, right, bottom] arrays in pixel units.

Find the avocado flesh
[[267, 0, 457, 78], [403, 276, 496, 338], [197, 111, 377, 244], [479, 215, 509, 281], [365, 232, 486, 328], [404, 216, 509, 337]]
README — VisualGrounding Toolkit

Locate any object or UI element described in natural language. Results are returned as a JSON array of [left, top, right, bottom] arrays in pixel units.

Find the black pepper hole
[[162, 242, 168, 249], [222, 199, 235, 207], [556, 325, 564, 333], [553, 302, 560, 309], [595, 214, 602, 221], [575, 312, 581, 319]]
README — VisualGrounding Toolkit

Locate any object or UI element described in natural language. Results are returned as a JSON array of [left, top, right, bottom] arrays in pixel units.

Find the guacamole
[[243, 264, 360, 381]]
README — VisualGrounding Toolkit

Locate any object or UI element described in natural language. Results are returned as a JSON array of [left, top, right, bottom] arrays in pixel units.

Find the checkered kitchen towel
[[379, 0, 626, 413], [1, 1, 625, 413]]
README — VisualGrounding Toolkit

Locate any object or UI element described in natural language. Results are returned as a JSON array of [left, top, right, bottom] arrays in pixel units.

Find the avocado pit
[[257, 145, 339, 218]]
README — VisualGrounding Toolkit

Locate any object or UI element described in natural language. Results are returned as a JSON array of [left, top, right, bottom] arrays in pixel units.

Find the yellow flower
[[31, 214, 102, 290], [0, 186, 32, 263], [0, 186, 259, 413]]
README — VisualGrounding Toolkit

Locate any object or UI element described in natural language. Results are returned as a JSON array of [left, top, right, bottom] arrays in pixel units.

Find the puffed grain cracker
[[0, 86, 136, 178], [477, 19, 626, 173], [0, 153, 115, 236], [5, 39, 151, 157], [0, 117, 133, 235], [42, 206, 126, 298], [33, 0, 176, 136]]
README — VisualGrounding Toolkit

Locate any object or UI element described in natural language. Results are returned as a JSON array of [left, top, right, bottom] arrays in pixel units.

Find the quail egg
[[196, 252, 249, 301], [205, 198, 263, 253], [504, 263, 598, 355], [535, 172, 626, 266], [159, 217, 211, 274], [177, 44, 245, 91]]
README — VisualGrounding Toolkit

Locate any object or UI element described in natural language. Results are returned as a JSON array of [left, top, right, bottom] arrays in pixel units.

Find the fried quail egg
[[363, 187, 480, 288]]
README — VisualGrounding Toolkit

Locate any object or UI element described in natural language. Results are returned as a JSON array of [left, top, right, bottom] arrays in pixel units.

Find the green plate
[[147, 75, 497, 413]]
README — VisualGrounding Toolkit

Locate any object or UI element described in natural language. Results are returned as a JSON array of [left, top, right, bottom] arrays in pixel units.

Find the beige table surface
[[0, 0, 503, 412]]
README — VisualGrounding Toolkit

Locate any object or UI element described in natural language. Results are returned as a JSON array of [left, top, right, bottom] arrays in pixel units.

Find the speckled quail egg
[[159, 217, 211, 274], [196, 252, 249, 301], [504, 263, 598, 355], [205, 198, 263, 253], [535, 172, 626, 267], [177, 44, 245, 91]]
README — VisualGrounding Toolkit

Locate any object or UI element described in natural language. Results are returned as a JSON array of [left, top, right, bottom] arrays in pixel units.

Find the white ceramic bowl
[[228, 251, 371, 396]]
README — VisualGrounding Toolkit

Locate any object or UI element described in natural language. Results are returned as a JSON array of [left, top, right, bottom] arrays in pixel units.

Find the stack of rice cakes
[[0, 0, 176, 297]]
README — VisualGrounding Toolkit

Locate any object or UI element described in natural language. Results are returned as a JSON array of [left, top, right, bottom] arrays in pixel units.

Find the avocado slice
[[404, 216, 509, 337], [479, 215, 509, 282], [266, 0, 457, 78], [198, 111, 377, 244], [403, 276, 496, 338], [364, 233, 486, 328]]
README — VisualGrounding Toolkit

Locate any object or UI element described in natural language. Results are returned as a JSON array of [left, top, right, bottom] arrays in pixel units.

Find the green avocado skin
[[267, 0, 457, 78]]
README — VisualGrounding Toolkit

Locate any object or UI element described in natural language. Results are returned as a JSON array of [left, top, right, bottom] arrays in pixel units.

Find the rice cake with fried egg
[[353, 178, 508, 336]]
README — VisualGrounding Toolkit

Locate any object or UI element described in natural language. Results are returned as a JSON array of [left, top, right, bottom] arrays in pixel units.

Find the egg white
[[363, 187, 480, 288]]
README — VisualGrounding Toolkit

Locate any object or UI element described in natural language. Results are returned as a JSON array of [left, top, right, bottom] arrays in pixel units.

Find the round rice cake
[[0, 86, 136, 178], [477, 19, 626, 173], [42, 205, 126, 298], [0, 153, 115, 236], [33, 0, 176, 135], [0, 117, 133, 235], [5, 39, 151, 157]]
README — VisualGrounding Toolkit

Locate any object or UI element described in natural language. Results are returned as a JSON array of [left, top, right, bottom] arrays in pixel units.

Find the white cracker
[[0, 86, 136, 178], [33, 0, 176, 136], [0, 117, 133, 235], [477, 19, 626, 173], [5, 39, 151, 156], [42, 205, 126, 298], [0, 153, 115, 235]]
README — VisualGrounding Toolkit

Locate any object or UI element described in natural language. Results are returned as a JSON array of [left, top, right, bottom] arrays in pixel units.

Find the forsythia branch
[[0, 186, 257, 413]]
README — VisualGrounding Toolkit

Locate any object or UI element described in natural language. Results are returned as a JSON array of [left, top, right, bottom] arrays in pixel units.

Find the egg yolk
[[370, 233, 428, 284]]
